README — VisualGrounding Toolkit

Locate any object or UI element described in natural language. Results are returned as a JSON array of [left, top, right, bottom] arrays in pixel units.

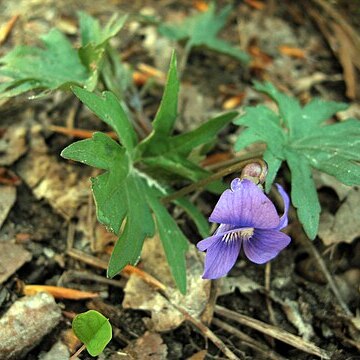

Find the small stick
[[172, 302, 241, 360], [204, 150, 264, 171], [67, 248, 166, 291], [264, 262, 276, 348], [70, 344, 86, 360], [311, 0, 360, 52], [265, 262, 277, 325], [301, 236, 353, 316], [0, 14, 19, 44], [215, 305, 331, 359], [212, 318, 286, 360], [49, 125, 117, 139]]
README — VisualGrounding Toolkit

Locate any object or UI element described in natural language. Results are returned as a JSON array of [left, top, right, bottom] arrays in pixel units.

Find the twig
[[67, 248, 166, 291], [310, 0, 360, 53], [59, 270, 126, 289], [214, 305, 331, 359], [300, 236, 353, 317], [0, 14, 19, 44], [161, 157, 267, 204], [172, 302, 241, 360], [49, 125, 117, 139], [204, 150, 264, 171], [212, 318, 286, 360], [70, 344, 86, 360], [265, 262, 277, 325]]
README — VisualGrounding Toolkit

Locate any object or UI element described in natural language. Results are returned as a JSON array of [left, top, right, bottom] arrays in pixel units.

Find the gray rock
[[0, 292, 61, 360]]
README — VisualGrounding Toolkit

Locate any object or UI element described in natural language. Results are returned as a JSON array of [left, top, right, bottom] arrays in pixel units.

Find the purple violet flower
[[197, 178, 291, 279]]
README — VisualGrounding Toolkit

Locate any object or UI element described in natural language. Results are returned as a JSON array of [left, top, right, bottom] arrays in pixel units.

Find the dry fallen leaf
[[123, 236, 211, 332], [318, 187, 360, 246], [187, 349, 207, 360], [16, 125, 89, 219], [0, 123, 27, 166], [177, 84, 214, 132], [122, 331, 167, 360]]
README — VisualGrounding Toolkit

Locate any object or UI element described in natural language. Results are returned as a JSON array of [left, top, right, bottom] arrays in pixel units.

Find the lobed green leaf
[[72, 87, 138, 155], [171, 111, 238, 156], [146, 188, 189, 294], [107, 175, 155, 278], [158, 3, 249, 64], [285, 149, 321, 239]]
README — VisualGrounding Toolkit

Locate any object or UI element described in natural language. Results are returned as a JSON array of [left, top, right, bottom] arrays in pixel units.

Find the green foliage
[[0, 13, 127, 98], [72, 310, 112, 356], [158, 3, 250, 64], [234, 81, 359, 239], [62, 52, 234, 293]]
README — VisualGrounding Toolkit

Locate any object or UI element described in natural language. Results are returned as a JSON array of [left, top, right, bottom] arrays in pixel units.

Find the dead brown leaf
[[319, 187, 360, 246], [122, 332, 167, 360], [0, 124, 27, 166], [16, 125, 89, 219], [187, 350, 207, 360], [123, 236, 211, 332]]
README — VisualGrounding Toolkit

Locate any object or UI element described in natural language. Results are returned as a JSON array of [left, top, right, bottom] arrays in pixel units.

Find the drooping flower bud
[[240, 161, 268, 185]]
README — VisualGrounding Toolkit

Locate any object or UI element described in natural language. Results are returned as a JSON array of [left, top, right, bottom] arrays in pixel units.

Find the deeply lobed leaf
[[0, 13, 126, 98], [158, 3, 250, 64], [234, 82, 359, 239]]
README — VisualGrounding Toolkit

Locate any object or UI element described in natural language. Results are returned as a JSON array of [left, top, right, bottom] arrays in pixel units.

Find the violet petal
[[209, 179, 280, 229], [202, 238, 242, 279], [243, 229, 291, 264], [197, 233, 223, 252], [275, 184, 290, 230]]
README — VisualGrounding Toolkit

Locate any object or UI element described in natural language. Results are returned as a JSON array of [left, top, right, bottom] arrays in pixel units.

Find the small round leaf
[[72, 310, 112, 356]]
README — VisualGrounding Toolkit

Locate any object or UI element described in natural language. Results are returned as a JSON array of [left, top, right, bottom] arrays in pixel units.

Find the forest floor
[[0, 0, 360, 359]]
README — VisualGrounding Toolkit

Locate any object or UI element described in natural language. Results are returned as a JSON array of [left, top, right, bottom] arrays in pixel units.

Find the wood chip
[[278, 45, 306, 59], [0, 242, 31, 284], [23, 285, 99, 300], [0, 14, 19, 45], [0, 186, 16, 229], [244, 0, 265, 10]]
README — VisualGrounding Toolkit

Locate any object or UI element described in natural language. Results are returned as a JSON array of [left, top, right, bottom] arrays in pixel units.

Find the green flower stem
[[161, 155, 267, 204]]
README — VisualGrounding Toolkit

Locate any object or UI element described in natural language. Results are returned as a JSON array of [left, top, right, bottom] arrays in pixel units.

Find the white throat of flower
[[222, 228, 254, 243]]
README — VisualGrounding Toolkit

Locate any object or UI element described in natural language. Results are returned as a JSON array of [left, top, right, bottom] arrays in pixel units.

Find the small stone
[[0, 292, 61, 360], [38, 341, 70, 360]]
